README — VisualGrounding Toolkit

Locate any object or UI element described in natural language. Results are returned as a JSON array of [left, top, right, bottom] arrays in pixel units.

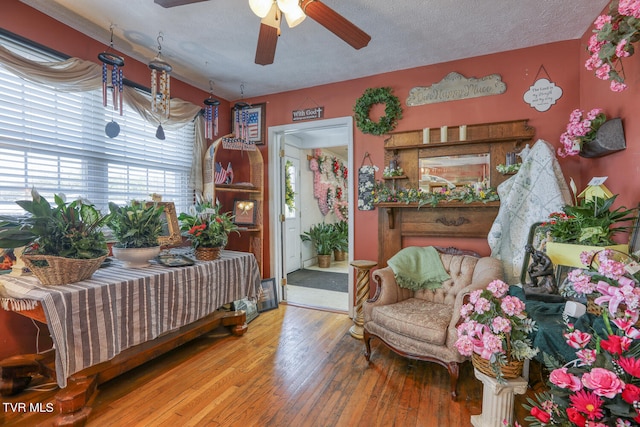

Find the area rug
[[287, 268, 348, 293]]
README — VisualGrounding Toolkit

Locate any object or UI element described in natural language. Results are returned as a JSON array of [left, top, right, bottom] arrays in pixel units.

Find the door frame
[[268, 116, 355, 318]]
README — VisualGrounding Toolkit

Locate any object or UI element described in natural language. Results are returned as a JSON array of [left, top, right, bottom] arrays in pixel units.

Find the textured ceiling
[[21, 0, 608, 100]]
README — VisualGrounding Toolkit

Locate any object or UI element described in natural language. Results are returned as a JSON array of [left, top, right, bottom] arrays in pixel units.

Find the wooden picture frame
[[233, 199, 257, 226], [146, 201, 182, 247], [257, 278, 278, 312], [232, 102, 266, 145]]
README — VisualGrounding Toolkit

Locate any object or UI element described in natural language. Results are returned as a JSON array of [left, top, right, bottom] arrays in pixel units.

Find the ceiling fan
[[154, 0, 371, 66]]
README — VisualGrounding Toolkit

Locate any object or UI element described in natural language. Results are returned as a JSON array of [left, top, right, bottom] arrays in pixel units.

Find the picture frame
[[231, 102, 266, 145], [146, 201, 182, 247], [257, 278, 278, 312], [233, 199, 257, 226], [232, 297, 259, 323]]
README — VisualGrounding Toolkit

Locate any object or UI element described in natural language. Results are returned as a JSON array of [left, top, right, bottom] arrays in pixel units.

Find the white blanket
[[488, 139, 572, 284]]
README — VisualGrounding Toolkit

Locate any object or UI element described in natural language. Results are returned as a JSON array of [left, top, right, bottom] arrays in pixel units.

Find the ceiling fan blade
[[301, 0, 371, 50], [154, 0, 208, 8], [255, 23, 279, 65]]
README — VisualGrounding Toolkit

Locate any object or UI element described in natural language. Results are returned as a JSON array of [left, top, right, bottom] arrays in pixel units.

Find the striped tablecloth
[[0, 250, 260, 388]]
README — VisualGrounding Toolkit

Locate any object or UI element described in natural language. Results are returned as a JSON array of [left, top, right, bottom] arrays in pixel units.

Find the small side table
[[470, 368, 528, 427], [349, 260, 377, 339]]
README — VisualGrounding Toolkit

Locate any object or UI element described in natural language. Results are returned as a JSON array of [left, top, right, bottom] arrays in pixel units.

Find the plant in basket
[[0, 189, 108, 285], [523, 250, 640, 426], [455, 279, 539, 383], [178, 199, 238, 260], [542, 195, 635, 246]]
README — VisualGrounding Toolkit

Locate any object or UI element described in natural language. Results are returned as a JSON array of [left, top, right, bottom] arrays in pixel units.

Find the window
[[0, 34, 194, 215]]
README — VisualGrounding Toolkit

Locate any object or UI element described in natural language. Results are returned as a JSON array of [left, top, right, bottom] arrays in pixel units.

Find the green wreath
[[353, 87, 403, 136]]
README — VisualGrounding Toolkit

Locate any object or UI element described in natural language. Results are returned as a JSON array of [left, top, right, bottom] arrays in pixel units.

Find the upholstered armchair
[[363, 247, 504, 400]]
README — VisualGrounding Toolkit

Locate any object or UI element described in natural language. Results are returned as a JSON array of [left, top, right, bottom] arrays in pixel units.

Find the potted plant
[[331, 220, 348, 262], [542, 194, 635, 267], [455, 279, 539, 383], [300, 223, 335, 268], [0, 189, 109, 285], [178, 199, 238, 261], [107, 200, 164, 268]]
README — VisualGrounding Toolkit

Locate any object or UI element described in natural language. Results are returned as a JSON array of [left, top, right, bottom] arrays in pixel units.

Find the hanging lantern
[[98, 25, 125, 116], [148, 34, 172, 119]]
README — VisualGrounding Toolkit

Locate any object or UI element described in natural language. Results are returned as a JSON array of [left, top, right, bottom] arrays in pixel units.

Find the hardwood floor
[[4, 304, 543, 426]]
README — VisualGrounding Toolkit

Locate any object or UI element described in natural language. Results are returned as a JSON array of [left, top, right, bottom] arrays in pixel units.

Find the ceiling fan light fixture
[[261, 3, 282, 30], [283, 6, 306, 28], [276, 0, 299, 14], [249, 0, 273, 18]]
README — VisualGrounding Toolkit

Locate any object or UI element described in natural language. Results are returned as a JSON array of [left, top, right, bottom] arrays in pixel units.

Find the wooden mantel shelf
[[376, 201, 500, 230]]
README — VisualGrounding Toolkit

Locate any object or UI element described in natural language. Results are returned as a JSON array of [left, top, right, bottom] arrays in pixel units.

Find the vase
[[195, 246, 222, 261], [580, 118, 626, 158], [317, 254, 331, 268], [112, 246, 161, 268], [545, 242, 629, 268]]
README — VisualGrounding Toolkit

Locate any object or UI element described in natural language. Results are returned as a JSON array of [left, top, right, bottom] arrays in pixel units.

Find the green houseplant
[[542, 194, 635, 267], [178, 199, 238, 260], [331, 220, 348, 261], [0, 189, 109, 285], [107, 200, 164, 268], [300, 223, 335, 268]]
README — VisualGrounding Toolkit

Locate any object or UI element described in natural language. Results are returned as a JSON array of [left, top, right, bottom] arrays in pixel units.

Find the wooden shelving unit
[[213, 142, 264, 277]]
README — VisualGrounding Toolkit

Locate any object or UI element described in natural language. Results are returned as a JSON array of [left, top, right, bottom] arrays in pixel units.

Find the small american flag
[[246, 110, 259, 140], [214, 162, 228, 184]]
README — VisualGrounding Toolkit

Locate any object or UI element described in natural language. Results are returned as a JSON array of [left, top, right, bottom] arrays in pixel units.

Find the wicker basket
[[586, 295, 603, 316], [195, 246, 222, 261], [472, 353, 524, 379], [21, 254, 107, 286]]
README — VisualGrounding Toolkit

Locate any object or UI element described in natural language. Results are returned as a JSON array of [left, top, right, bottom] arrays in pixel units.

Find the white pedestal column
[[470, 369, 528, 427]]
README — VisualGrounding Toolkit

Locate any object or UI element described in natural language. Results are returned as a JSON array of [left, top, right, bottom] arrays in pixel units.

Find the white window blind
[[0, 34, 194, 215]]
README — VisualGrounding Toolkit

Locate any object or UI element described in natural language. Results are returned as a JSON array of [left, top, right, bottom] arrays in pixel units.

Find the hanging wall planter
[[580, 118, 626, 158]]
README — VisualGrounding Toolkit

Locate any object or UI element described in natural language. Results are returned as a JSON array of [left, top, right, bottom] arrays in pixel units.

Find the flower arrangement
[[372, 179, 499, 207], [524, 249, 640, 426], [455, 279, 539, 382], [585, 0, 640, 92], [540, 195, 635, 246], [107, 200, 164, 249], [0, 189, 108, 259], [382, 165, 404, 178], [178, 199, 238, 249], [558, 108, 607, 158]]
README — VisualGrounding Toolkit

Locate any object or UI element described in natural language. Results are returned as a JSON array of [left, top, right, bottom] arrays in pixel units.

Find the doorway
[[268, 117, 354, 317]]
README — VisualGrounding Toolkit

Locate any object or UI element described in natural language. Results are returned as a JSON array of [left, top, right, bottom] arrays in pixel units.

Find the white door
[[283, 154, 302, 273]]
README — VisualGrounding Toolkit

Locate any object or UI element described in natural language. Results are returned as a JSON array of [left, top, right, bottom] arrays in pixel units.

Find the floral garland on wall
[[309, 149, 348, 221]]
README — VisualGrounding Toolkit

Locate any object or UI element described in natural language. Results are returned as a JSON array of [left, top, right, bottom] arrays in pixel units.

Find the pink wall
[[241, 41, 584, 262]]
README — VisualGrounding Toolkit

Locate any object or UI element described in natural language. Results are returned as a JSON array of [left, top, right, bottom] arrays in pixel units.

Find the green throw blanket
[[387, 246, 450, 290]]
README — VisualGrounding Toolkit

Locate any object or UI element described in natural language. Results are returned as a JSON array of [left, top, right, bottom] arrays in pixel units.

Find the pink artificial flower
[[550, 367, 583, 391], [580, 250, 596, 266], [487, 279, 509, 298], [611, 80, 628, 92], [576, 348, 597, 366], [491, 316, 511, 334], [474, 297, 491, 314], [564, 329, 592, 349], [500, 296, 525, 317], [619, 0, 640, 18], [479, 331, 504, 359], [619, 356, 640, 378], [616, 39, 631, 58], [469, 289, 482, 304], [585, 53, 603, 71], [454, 335, 474, 357], [594, 14, 612, 30], [568, 269, 597, 295], [596, 63, 612, 80], [582, 367, 625, 398], [460, 303, 474, 318]]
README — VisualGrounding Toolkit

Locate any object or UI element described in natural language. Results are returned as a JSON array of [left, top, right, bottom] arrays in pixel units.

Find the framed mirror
[[418, 153, 490, 192]]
